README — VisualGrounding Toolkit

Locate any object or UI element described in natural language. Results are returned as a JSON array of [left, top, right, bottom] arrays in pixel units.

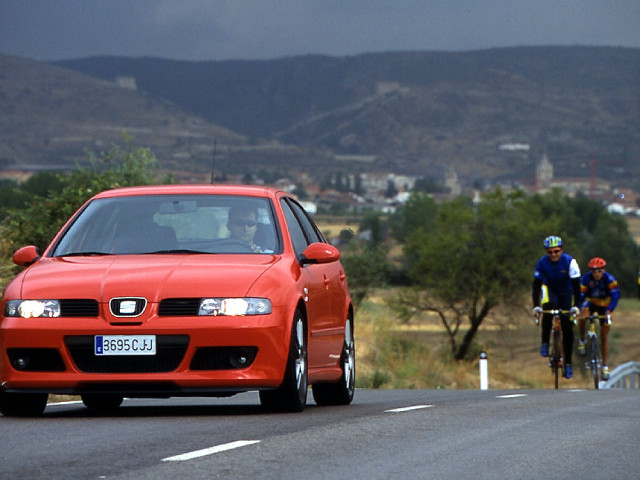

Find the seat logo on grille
[[119, 301, 137, 314], [110, 297, 147, 317]]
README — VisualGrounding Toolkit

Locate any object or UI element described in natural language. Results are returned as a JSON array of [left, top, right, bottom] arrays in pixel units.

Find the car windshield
[[51, 194, 279, 256]]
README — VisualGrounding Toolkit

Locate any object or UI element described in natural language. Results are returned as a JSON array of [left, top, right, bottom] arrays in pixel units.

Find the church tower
[[535, 153, 553, 191]]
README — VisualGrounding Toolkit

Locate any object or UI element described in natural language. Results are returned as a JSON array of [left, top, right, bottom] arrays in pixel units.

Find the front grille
[[60, 299, 99, 317], [190, 347, 258, 370], [65, 335, 189, 373], [109, 297, 147, 317], [158, 298, 201, 316]]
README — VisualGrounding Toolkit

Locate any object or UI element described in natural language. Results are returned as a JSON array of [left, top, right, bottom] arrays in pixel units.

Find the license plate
[[95, 335, 156, 356]]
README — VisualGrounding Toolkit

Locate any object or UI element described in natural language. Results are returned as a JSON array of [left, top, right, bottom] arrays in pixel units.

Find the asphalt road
[[1, 389, 638, 479]]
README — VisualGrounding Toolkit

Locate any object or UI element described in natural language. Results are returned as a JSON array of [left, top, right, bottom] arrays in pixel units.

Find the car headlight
[[198, 298, 271, 316], [4, 300, 61, 318]]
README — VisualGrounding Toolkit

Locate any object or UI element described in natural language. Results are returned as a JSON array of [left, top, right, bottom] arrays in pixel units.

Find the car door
[[280, 198, 344, 368]]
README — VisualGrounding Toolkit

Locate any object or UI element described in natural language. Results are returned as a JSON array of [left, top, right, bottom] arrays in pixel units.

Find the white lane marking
[[496, 394, 528, 399], [385, 405, 434, 413], [162, 440, 261, 462]]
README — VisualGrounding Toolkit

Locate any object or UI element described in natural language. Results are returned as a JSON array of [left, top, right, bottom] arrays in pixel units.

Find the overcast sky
[[1, 0, 639, 62]]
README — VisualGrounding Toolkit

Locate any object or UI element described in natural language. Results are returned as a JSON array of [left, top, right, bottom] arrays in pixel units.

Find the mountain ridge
[[1, 46, 638, 188]]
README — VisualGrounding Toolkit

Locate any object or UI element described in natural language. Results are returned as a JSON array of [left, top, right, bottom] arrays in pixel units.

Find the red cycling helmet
[[588, 257, 606, 269]]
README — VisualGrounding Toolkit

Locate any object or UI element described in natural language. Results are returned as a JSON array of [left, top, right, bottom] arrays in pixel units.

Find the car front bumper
[[0, 312, 290, 396]]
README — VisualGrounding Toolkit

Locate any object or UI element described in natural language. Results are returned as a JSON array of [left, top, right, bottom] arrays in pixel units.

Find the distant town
[[164, 150, 640, 218]]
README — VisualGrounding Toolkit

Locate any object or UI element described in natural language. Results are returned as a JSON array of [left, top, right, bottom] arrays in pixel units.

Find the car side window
[[288, 199, 325, 244], [281, 198, 325, 257], [281, 200, 309, 256]]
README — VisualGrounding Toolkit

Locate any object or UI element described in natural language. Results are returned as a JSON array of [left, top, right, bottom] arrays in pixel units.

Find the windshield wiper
[[145, 249, 210, 255], [57, 251, 112, 257]]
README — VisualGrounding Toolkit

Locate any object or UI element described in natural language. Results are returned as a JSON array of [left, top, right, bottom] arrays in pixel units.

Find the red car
[[0, 185, 354, 415]]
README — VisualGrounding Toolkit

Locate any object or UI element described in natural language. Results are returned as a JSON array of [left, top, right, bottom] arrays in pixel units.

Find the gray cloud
[[1, 0, 638, 61]]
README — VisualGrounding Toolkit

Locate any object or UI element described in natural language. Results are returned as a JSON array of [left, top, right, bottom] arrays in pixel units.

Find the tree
[[0, 144, 170, 256], [398, 189, 555, 360], [529, 190, 640, 296], [341, 239, 393, 307], [389, 191, 438, 242]]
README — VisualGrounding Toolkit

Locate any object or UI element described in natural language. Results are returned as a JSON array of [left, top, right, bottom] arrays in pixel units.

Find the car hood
[[14, 254, 280, 302]]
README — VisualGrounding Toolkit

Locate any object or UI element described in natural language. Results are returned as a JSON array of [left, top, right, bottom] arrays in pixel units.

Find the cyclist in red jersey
[[578, 257, 620, 380]]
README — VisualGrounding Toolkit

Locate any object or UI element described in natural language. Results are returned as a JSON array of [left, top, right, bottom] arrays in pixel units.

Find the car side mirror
[[13, 245, 41, 267], [300, 242, 340, 265]]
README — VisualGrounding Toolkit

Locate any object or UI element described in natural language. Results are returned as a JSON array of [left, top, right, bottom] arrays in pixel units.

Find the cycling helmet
[[543, 236, 563, 249], [588, 257, 606, 269]]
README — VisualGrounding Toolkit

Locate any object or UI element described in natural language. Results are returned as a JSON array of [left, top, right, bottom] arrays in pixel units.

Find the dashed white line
[[162, 440, 261, 462], [385, 404, 434, 413], [495, 394, 528, 399]]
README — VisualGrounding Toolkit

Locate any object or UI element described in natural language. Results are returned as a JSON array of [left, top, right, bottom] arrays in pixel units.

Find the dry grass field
[[354, 293, 640, 390], [628, 217, 640, 244], [338, 213, 640, 391]]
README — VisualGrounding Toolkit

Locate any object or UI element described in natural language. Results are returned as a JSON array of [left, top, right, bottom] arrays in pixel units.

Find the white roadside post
[[479, 351, 488, 390]]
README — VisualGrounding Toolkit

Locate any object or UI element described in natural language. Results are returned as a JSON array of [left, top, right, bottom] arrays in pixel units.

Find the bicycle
[[536, 309, 574, 389], [582, 313, 609, 389]]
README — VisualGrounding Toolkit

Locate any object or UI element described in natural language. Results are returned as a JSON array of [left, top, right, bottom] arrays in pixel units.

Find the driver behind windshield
[[227, 204, 262, 252]]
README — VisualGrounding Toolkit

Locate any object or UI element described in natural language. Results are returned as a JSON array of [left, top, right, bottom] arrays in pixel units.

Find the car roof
[[93, 184, 289, 200]]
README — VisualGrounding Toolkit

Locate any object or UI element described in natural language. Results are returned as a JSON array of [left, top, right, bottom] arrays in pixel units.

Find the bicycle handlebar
[[533, 308, 577, 325], [586, 313, 611, 324]]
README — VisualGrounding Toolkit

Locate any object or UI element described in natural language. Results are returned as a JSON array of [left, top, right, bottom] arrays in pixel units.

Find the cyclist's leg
[[577, 304, 589, 356], [558, 294, 574, 377], [600, 309, 611, 367], [540, 302, 553, 356], [578, 302, 590, 342], [561, 313, 574, 365]]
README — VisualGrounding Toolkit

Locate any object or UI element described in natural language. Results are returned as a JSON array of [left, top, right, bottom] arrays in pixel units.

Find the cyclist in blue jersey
[[577, 257, 620, 380], [532, 236, 581, 379]]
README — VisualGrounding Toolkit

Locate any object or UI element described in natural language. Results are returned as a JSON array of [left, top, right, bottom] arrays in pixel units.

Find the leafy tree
[[341, 239, 394, 307], [397, 189, 555, 360], [389, 191, 438, 242], [413, 177, 448, 194], [0, 144, 170, 256], [19, 171, 66, 197], [0, 180, 31, 211], [530, 190, 640, 296], [359, 211, 388, 244]]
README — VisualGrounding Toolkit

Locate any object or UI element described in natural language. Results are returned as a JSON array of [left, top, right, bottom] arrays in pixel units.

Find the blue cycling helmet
[[543, 236, 563, 248]]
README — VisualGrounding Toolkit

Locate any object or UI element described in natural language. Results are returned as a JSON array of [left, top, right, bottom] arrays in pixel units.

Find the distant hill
[[1, 47, 639, 188]]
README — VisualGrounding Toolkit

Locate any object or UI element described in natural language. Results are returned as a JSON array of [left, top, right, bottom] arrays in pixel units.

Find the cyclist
[[532, 236, 581, 379], [578, 257, 620, 380]]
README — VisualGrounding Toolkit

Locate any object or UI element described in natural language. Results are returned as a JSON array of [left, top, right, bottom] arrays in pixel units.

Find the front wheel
[[312, 315, 355, 406], [0, 392, 48, 417], [590, 337, 600, 389], [260, 309, 307, 412], [551, 328, 562, 389]]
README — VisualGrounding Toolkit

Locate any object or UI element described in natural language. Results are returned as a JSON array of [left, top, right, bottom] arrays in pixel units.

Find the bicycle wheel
[[551, 329, 562, 389], [590, 336, 600, 389]]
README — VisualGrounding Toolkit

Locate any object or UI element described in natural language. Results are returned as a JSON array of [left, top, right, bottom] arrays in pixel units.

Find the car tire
[[312, 315, 355, 406], [81, 394, 124, 411], [259, 309, 307, 412], [0, 392, 48, 417]]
